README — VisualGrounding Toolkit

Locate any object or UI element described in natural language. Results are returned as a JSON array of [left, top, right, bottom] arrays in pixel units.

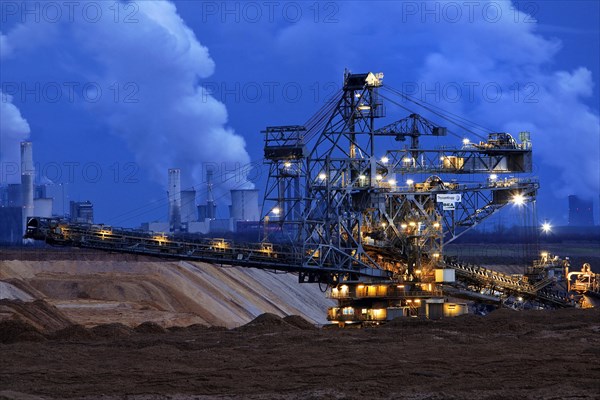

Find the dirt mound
[[0, 299, 72, 332], [1, 305, 598, 399], [186, 323, 214, 331], [0, 319, 46, 344], [486, 307, 521, 319], [431, 307, 600, 334], [485, 307, 597, 326], [134, 321, 167, 334], [236, 313, 298, 332], [166, 323, 225, 333], [91, 323, 133, 339], [166, 325, 188, 333], [436, 313, 484, 328], [51, 324, 97, 341], [283, 315, 317, 330], [384, 317, 436, 329]]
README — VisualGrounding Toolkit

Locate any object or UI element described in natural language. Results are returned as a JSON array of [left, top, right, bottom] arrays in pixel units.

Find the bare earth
[[1, 248, 599, 399], [1, 308, 599, 400]]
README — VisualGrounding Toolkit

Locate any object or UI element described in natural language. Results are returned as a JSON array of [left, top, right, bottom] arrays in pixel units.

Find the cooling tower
[[230, 189, 259, 221], [181, 189, 197, 223]]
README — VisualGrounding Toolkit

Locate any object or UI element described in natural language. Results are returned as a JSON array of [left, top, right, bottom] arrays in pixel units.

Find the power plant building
[[142, 168, 260, 234], [36, 183, 69, 216], [231, 189, 260, 222], [34, 198, 53, 218], [0, 207, 23, 244], [0, 141, 73, 243], [181, 190, 197, 224], [70, 201, 94, 224]]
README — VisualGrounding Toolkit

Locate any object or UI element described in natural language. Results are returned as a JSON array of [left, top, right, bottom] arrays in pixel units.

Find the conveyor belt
[[445, 259, 573, 307], [24, 217, 576, 307]]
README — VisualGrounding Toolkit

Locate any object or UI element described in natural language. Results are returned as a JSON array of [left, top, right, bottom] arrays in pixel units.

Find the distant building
[[568, 195, 594, 226], [230, 189, 260, 222], [6, 184, 22, 207], [141, 221, 170, 233], [142, 168, 260, 235], [36, 183, 69, 216], [209, 219, 233, 233], [70, 200, 94, 224], [0, 207, 23, 244], [34, 198, 53, 217], [181, 189, 197, 223]]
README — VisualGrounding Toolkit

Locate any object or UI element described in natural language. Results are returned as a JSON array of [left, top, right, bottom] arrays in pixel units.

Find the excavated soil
[[134, 321, 167, 334], [1, 249, 599, 399], [0, 308, 599, 400], [283, 314, 318, 330], [0, 256, 335, 328], [0, 299, 72, 332]]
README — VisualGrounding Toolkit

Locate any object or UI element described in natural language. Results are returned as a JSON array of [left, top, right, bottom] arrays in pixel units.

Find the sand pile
[[1, 257, 334, 329], [0, 280, 34, 301], [0, 299, 72, 332]]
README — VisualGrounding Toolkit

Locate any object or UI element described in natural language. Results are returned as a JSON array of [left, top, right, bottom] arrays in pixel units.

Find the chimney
[[20, 141, 34, 242], [206, 168, 216, 219], [168, 168, 181, 232]]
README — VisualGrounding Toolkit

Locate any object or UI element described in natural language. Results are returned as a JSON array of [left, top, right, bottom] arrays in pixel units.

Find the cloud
[[1, 0, 252, 194], [274, 0, 599, 199], [69, 1, 252, 190], [408, 2, 599, 198], [1, 0, 597, 224], [0, 90, 31, 183]]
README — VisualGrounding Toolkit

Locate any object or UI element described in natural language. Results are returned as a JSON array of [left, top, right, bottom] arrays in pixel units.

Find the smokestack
[[206, 169, 216, 219], [20, 141, 34, 242], [168, 168, 181, 232]]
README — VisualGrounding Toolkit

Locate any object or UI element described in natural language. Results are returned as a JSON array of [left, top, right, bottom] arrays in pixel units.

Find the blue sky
[[1, 0, 599, 228]]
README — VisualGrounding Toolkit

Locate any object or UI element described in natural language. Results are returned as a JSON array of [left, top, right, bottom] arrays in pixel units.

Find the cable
[[383, 85, 495, 135], [382, 87, 485, 139], [303, 89, 343, 144], [104, 90, 343, 226], [105, 160, 261, 225], [381, 86, 491, 141], [378, 92, 462, 140]]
